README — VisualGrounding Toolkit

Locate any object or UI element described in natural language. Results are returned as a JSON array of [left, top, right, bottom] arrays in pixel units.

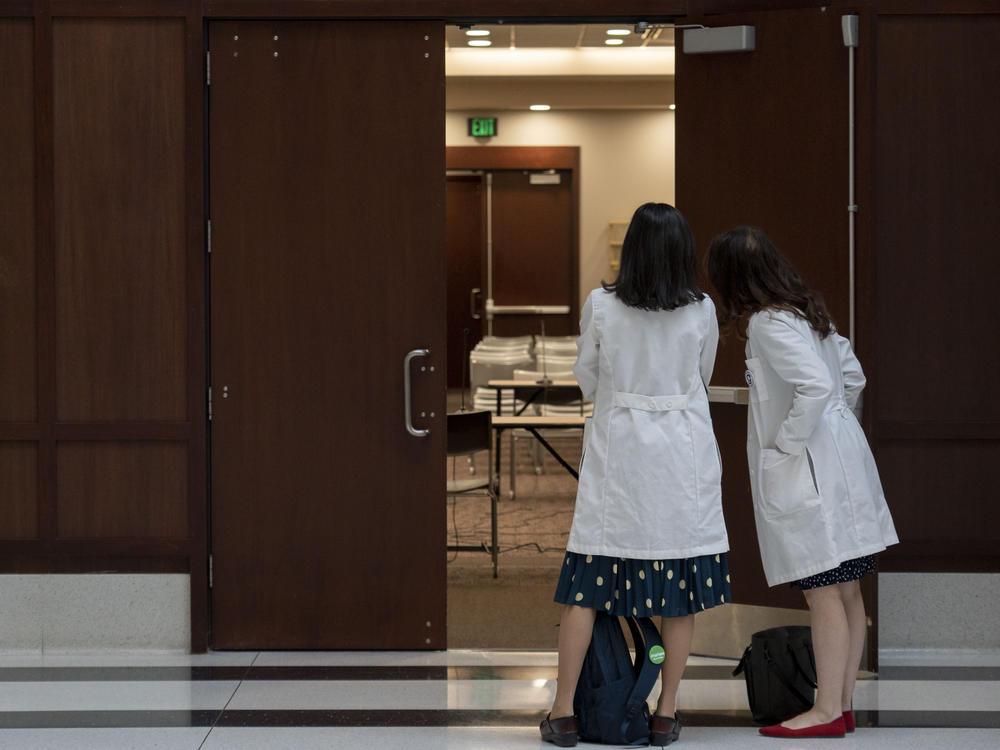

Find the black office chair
[[446, 410, 499, 577]]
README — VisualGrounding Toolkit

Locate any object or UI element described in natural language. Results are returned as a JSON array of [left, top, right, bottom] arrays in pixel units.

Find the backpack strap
[[619, 617, 664, 739]]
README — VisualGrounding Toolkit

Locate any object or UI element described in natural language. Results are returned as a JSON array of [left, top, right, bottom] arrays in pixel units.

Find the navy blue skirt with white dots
[[791, 555, 876, 590], [554, 551, 731, 618]]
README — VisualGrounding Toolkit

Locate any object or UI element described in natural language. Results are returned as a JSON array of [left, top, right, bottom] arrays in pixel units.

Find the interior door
[[490, 170, 575, 337], [445, 175, 485, 389], [208, 21, 445, 649], [677, 6, 852, 611]]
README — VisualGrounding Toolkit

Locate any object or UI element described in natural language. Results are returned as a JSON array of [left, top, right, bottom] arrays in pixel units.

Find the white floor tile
[[0, 651, 257, 667], [0, 681, 239, 711], [197, 726, 1000, 750], [0, 728, 209, 750]]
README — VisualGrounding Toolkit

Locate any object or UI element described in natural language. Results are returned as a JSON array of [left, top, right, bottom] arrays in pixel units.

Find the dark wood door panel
[[677, 6, 849, 609], [52, 18, 187, 422], [0, 19, 37, 423], [209, 20, 445, 649]]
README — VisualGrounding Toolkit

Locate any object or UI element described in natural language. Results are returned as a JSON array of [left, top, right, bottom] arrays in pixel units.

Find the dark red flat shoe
[[843, 711, 855, 733], [650, 713, 682, 746], [759, 715, 846, 738], [540, 713, 579, 747]]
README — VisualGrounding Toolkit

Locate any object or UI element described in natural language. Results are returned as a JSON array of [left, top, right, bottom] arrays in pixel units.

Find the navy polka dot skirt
[[554, 551, 731, 618], [791, 555, 876, 590]]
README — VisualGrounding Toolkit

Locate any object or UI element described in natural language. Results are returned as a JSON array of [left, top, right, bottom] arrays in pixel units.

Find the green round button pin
[[649, 645, 665, 665]]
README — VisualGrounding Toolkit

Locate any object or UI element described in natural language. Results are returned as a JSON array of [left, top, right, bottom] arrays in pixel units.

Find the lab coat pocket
[[745, 358, 770, 402], [579, 417, 593, 473], [759, 448, 821, 520]]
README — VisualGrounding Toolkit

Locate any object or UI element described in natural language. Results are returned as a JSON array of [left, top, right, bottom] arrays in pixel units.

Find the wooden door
[[445, 176, 485, 389], [490, 170, 575, 337], [677, 6, 851, 611], [208, 21, 445, 649]]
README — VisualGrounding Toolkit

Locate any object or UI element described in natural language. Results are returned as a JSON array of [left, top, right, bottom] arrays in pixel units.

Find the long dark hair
[[603, 202, 705, 311], [706, 226, 834, 338]]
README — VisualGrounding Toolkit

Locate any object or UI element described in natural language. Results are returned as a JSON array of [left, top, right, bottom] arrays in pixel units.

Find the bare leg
[[655, 614, 695, 717], [781, 584, 848, 729], [550, 605, 597, 718], [838, 580, 867, 712]]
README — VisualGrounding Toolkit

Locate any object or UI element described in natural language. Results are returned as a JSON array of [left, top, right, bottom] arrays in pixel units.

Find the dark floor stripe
[[0, 664, 742, 682], [0, 708, 997, 729]]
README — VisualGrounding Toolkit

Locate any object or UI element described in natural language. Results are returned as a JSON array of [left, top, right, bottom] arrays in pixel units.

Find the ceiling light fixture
[[669, 104, 677, 110], [465, 29, 490, 36], [606, 29, 631, 36], [604, 38, 624, 45], [468, 39, 492, 47], [529, 104, 551, 111]]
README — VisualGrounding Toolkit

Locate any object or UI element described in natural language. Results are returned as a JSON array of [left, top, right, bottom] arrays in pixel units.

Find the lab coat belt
[[612, 392, 690, 412], [827, 397, 853, 420]]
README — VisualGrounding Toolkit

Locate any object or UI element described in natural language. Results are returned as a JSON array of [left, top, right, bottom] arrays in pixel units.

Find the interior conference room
[[0, 2, 997, 749]]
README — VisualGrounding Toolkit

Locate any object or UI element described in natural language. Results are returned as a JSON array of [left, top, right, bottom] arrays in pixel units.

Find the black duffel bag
[[733, 625, 817, 725]]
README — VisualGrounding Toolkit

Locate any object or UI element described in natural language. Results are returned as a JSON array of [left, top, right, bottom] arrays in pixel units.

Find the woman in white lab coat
[[541, 203, 730, 748], [707, 226, 897, 739]]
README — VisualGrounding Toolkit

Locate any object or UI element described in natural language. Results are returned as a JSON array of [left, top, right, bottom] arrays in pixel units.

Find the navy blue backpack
[[573, 613, 665, 745]]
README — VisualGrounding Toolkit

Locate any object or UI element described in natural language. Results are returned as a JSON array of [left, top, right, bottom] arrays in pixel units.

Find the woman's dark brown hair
[[603, 202, 705, 311], [706, 226, 834, 338]]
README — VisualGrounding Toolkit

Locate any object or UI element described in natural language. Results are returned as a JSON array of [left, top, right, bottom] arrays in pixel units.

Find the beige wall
[[446, 109, 675, 309]]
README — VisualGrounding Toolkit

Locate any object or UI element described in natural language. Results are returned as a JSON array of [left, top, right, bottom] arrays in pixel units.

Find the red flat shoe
[[759, 715, 846, 738], [843, 711, 855, 733]]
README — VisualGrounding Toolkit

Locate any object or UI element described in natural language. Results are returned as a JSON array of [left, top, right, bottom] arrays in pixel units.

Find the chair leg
[[532, 439, 544, 475], [509, 432, 517, 500], [490, 489, 499, 577]]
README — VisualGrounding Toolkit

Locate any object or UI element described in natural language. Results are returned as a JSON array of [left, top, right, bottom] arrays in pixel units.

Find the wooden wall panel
[[0, 19, 37, 422], [52, 18, 187, 422], [0, 444, 38, 539], [871, 13, 1000, 570], [873, 14, 1000, 424], [56, 442, 187, 538]]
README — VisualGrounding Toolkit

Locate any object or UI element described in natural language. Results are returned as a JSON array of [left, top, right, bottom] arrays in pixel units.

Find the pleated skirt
[[554, 551, 731, 618]]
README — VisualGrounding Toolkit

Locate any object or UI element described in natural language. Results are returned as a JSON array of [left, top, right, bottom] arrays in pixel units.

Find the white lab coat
[[744, 309, 898, 586], [567, 289, 729, 560]]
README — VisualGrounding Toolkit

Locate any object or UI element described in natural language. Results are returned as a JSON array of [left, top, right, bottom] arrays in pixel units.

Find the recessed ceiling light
[[465, 29, 490, 36], [604, 38, 624, 45], [606, 29, 631, 36], [468, 39, 492, 47], [669, 104, 677, 110], [529, 104, 551, 111]]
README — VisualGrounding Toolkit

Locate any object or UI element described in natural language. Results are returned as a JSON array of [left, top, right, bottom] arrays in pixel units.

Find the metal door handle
[[404, 348, 431, 437], [470, 287, 482, 320], [485, 299, 571, 316]]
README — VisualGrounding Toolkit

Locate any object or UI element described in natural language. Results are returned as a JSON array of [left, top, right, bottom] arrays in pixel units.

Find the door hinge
[[207, 385, 213, 421], [208, 554, 214, 588], [206, 50, 211, 86], [206, 218, 212, 254]]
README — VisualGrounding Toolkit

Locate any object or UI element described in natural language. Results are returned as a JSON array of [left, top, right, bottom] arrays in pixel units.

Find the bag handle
[[620, 617, 664, 739]]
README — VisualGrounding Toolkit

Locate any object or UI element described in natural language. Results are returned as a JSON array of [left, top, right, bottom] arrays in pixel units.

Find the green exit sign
[[468, 117, 498, 137]]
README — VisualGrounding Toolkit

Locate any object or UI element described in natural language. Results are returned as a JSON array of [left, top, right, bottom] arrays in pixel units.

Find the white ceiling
[[445, 23, 675, 111], [445, 23, 675, 50]]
